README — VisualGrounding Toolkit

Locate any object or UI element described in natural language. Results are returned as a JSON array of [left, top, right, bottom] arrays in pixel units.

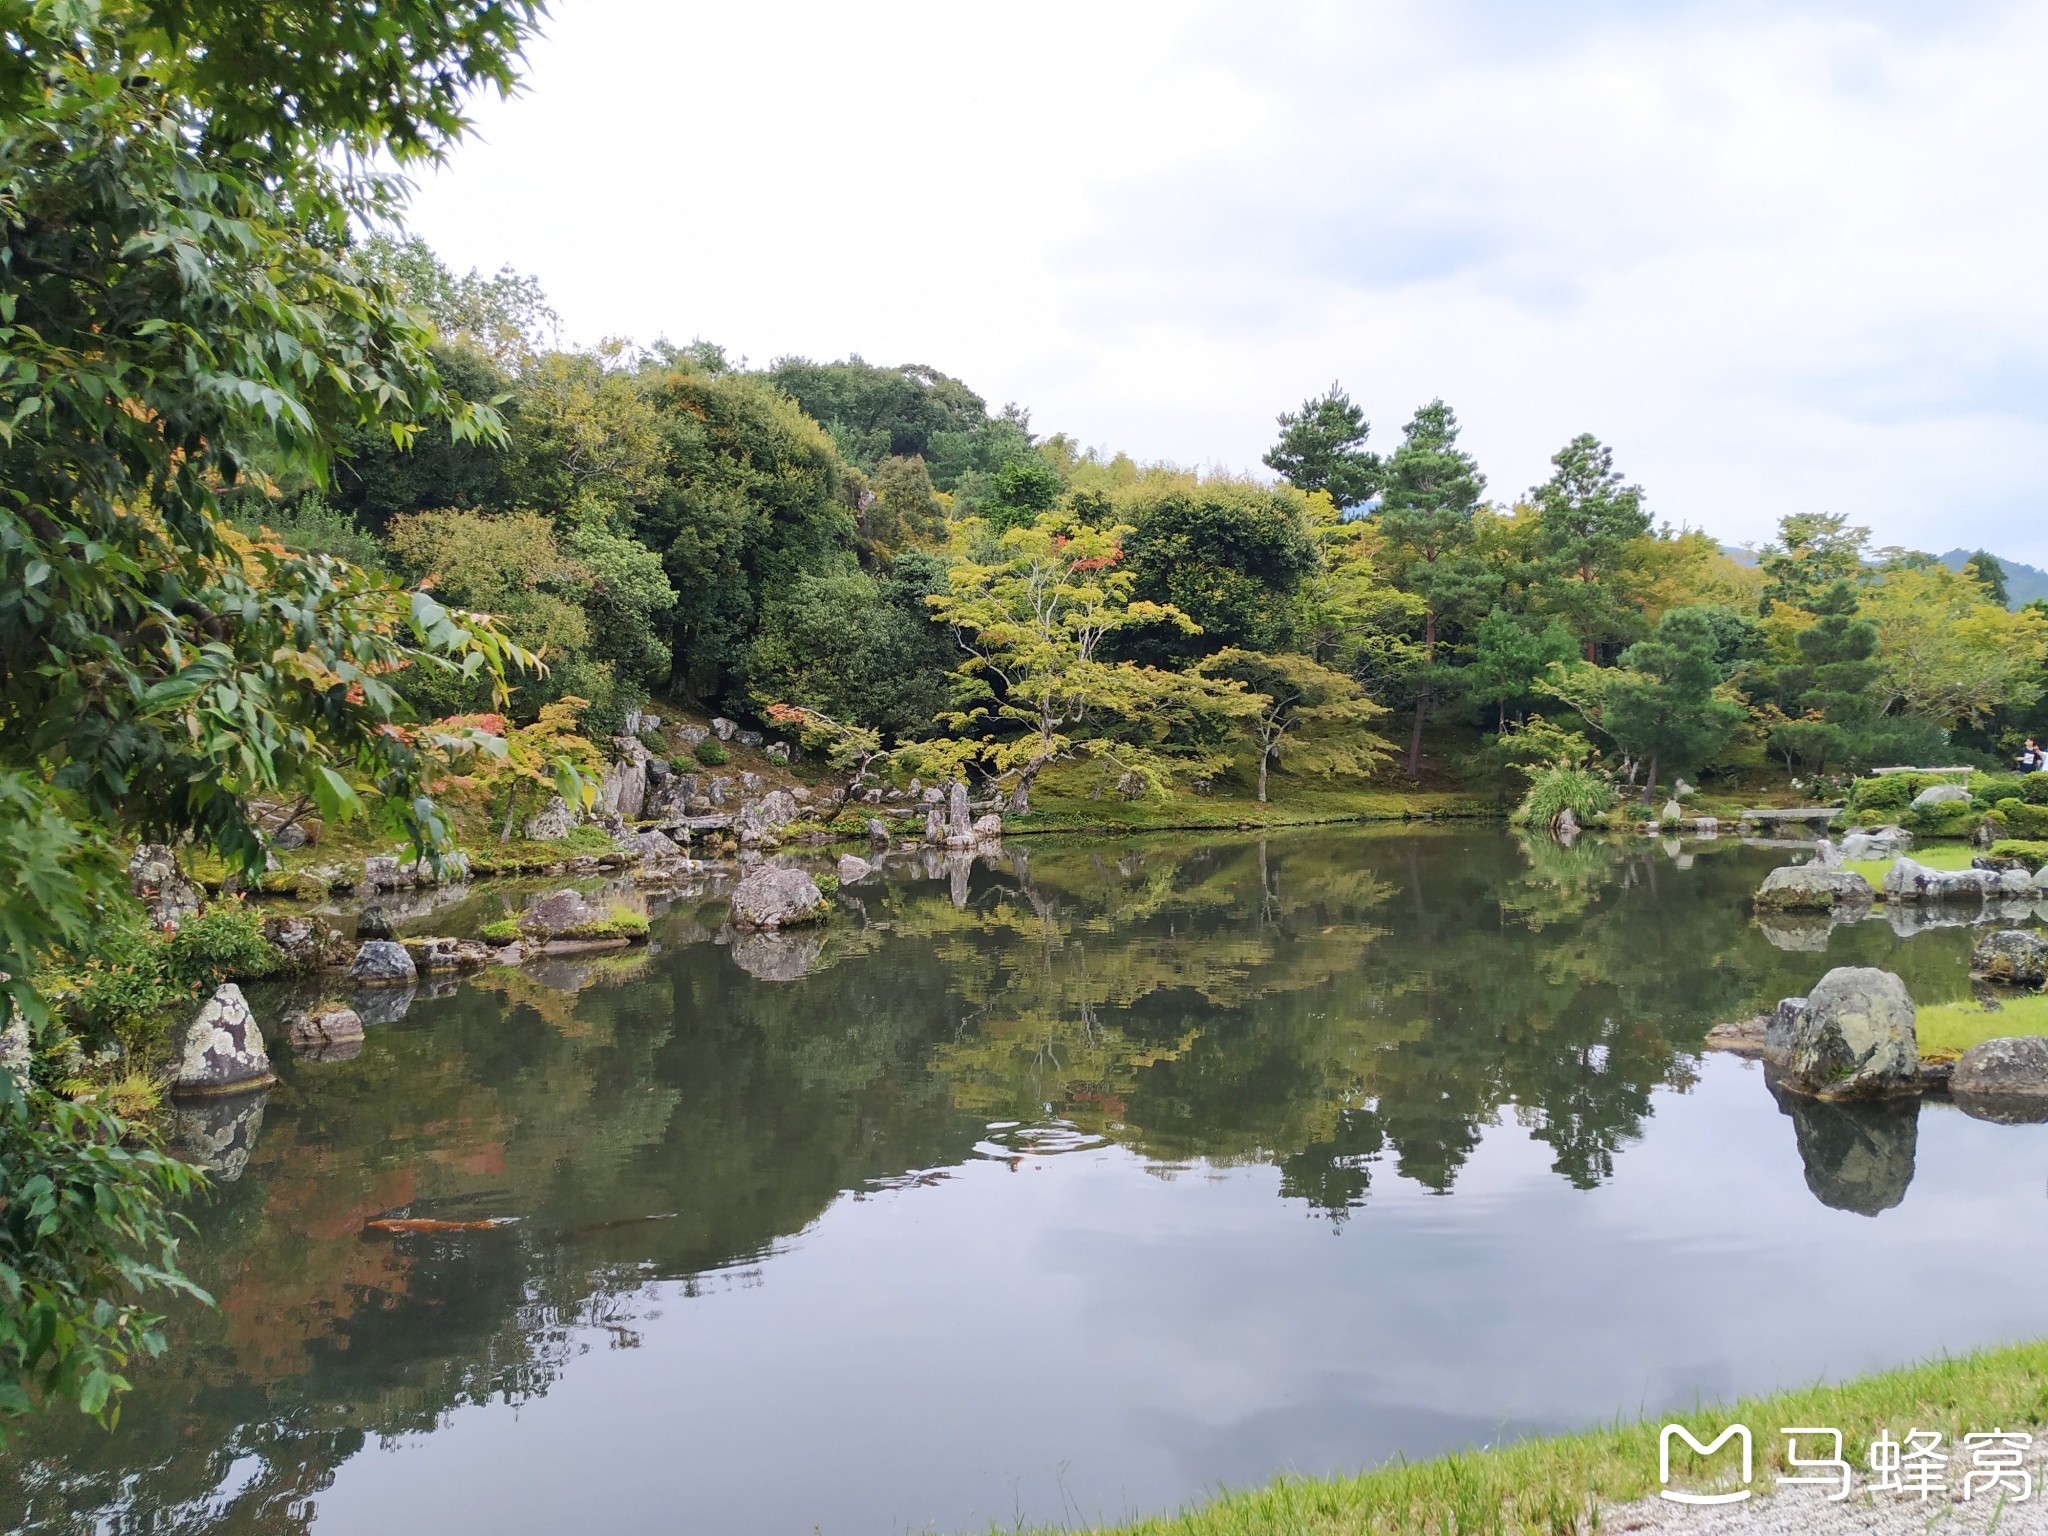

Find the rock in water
[[263, 914, 346, 971], [287, 1004, 365, 1062], [172, 984, 275, 1095], [518, 889, 600, 938], [1883, 858, 2000, 903], [345, 940, 418, 985], [1972, 929, 2048, 986], [621, 829, 686, 869], [1950, 1036, 2048, 1108], [1754, 865, 1875, 912], [355, 905, 395, 940], [1910, 783, 1972, 809], [924, 807, 945, 845], [1775, 966, 1919, 1099], [729, 928, 826, 982], [836, 853, 873, 884], [1660, 799, 1684, 824], [865, 817, 891, 844], [730, 865, 827, 929]]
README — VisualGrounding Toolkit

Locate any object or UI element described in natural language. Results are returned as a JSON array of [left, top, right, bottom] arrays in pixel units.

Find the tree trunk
[[1258, 744, 1270, 803], [1006, 758, 1049, 814], [499, 784, 523, 843], [1641, 752, 1658, 807], [1407, 690, 1428, 778]]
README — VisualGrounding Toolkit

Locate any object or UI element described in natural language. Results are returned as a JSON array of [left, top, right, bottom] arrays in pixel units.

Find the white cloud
[[402, 0, 2048, 561]]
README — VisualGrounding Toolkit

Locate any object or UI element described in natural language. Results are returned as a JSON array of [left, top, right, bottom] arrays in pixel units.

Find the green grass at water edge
[[1017, 784, 1497, 837], [1842, 843, 1980, 890], [1037, 1339, 2048, 1536], [1918, 993, 2048, 1060]]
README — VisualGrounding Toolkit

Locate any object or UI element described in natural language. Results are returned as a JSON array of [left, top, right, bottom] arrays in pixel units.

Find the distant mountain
[[1720, 543, 1758, 567], [1938, 549, 2048, 609]]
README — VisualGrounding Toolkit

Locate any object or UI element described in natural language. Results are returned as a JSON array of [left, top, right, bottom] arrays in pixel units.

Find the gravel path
[[1605, 1486, 2048, 1535]]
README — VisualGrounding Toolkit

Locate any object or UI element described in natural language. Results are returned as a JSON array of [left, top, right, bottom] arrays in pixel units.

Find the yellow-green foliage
[[1992, 840, 2048, 866], [1916, 995, 2048, 1061], [1060, 1340, 2048, 1536]]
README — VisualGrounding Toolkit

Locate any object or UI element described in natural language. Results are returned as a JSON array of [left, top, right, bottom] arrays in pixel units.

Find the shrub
[[1991, 840, 2048, 867], [164, 903, 279, 990], [814, 872, 841, 896], [637, 729, 666, 756], [692, 737, 729, 767], [1515, 765, 1614, 828], [1901, 800, 1983, 839], [2023, 777, 2048, 806], [1994, 799, 2048, 839]]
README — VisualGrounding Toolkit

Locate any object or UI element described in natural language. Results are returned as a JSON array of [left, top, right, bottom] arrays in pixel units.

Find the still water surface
[[5, 828, 2046, 1535]]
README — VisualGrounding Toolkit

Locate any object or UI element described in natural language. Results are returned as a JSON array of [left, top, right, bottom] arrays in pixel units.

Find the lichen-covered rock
[[946, 781, 972, 845], [711, 716, 737, 741], [262, 914, 348, 972], [737, 729, 764, 749], [596, 739, 650, 821], [170, 1092, 267, 1180], [1774, 966, 1919, 1099], [766, 742, 791, 765], [1972, 930, 2048, 986], [739, 771, 764, 793], [345, 939, 418, 985], [518, 889, 599, 938], [1754, 865, 1875, 912], [1951, 1035, 2048, 1099], [361, 853, 409, 891], [1763, 996, 1808, 1066], [621, 829, 686, 867], [127, 843, 203, 930], [1911, 783, 1972, 809], [402, 936, 492, 971], [737, 789, 800, 847], [520, 795, 580, 841], [924, 806, 945, 845], [730, 864, 827, 929], [286, 1004, 364, 1060], [172, 984, 274, 1095], [1883, 858, 2000, 903], [836, 853, 873, 885], [971, 814, 1003, 843], [356, 905, 395, 940]]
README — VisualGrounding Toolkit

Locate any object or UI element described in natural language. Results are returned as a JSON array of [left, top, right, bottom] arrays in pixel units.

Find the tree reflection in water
[[0, 827, 1973, 1533]]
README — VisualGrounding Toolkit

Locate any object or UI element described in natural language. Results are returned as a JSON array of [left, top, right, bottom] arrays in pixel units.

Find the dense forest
[[234, 234, 2048, 817]]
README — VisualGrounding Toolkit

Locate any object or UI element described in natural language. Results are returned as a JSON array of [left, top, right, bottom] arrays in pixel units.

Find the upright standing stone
[[947, 781, 972, 843], [1774, 967, 1919, 1099], [173, 984, 274, 1095]]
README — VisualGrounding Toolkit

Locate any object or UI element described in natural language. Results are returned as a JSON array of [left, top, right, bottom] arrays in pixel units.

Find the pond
[[5, 827, 2047, 1535]]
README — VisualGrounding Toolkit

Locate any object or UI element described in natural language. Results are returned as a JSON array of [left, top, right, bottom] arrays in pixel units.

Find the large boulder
[[730, 864, 827, 929], [172, 984, 275, 1095], [1950, 1036, 2048, 1103], [1839, 826, 1912, 861], [345, 939, 418, 985], [1762, 995, 1808, 1066], [1972, 929, 2048, 987], [1883, 858, 2000, 903], [286, 1004, 365, 1062], [645, 773, 696, 819], [621, 828, 686, 871], [736, 789, 801, 847], [595, 739, 651, 821], [521, 795, 580, 842], [518, 888, 600, 938], [262, 914, 348, 972], [1754, 865, 1875, 912], [1911, 783, 1973, 810], [971, 814, 1004, 844], [1772, 967, 1920, 1099], [402, 936, 492, 971], [711, 716, 737, 741], [127, 843, 202, 930]]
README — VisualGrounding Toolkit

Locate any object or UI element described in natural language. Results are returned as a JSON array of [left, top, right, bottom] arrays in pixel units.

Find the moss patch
[[1916, 993, 2048, 1061]]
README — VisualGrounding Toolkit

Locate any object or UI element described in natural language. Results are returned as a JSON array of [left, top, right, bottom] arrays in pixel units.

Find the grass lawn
[[1016, 781, 1498, 837], [1917, 992, 2048, 1060], [1056, 1339, 2048, 1535], [1843, 842, 1979, 890]]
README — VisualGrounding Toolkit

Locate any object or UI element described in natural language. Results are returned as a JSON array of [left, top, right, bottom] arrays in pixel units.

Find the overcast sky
[[403, 0, 2048, 562]]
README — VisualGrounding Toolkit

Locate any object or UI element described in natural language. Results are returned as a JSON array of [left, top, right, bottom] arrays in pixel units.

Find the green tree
[[359, 234, 557, 369], [1758, 513, 1868, 613], [1528, 434, 1651, 661], [504, 347, 666, 523], [0, 0, 542, 1430], [1602, 608, 1749, 801], [859, 454, 949, 564], [764, 356, 992, 477], [1374, 401, 1495, 775], [980, 456, 1065, 535], [744, 566, 954, 740], [922, 518, 1253, 810], [1263, 383, 1381, 508], [635, 362, 857, 698], [1963, 550, 2010, 607], [1114, 483, 1318, 666], [1464, 612, 1579, 732], [1196, 649, 1391, 801]]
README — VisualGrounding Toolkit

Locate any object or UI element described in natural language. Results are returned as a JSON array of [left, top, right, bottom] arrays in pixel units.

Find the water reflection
[[1, 827, 2033, 1535]]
